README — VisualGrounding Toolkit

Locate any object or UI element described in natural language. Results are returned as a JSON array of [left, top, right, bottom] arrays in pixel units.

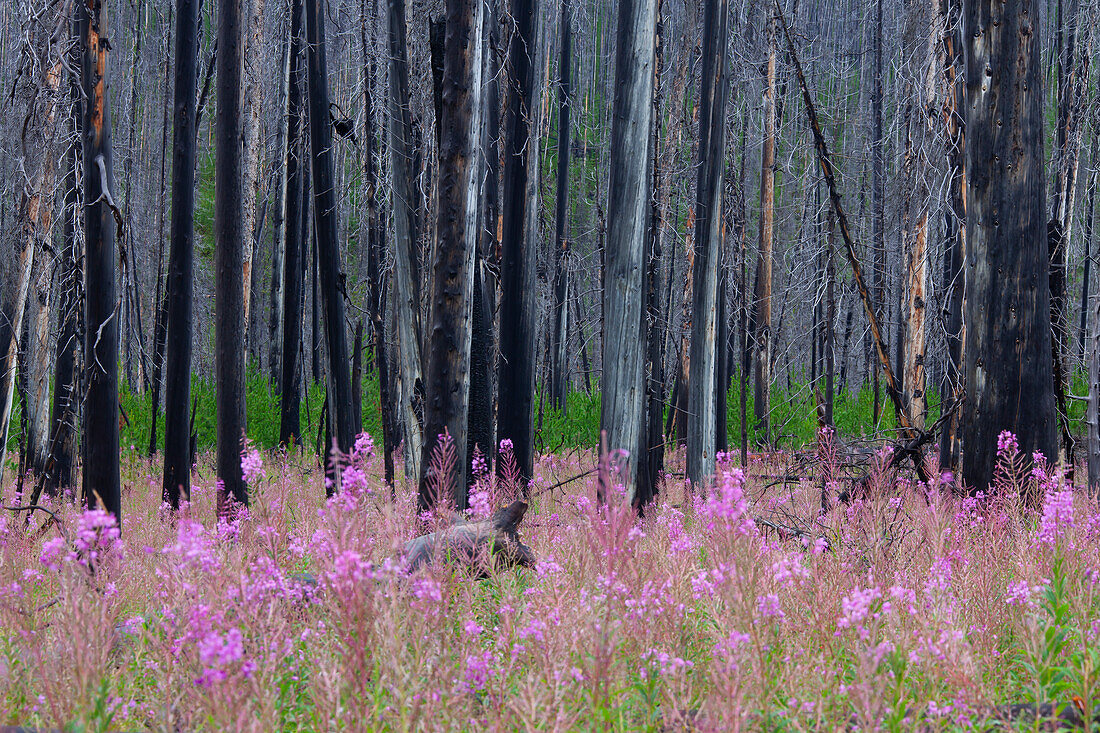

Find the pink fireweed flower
[[196, 628, 248, 687], [468, 486, 492, 518], [757, 593, 785, 620], [40, 537, 68, 572], [1039, 489, 1075, 545], [342, 464, 370, 495], [836, 585, 889, 640], [72, 509, 122, 568], [462, 650, 495, 692], [702, 468, 757, 535], [997, 431, 1018, 455], [352, 432, 375, 461], [240, 447, 265, 485], [1004, 579, 1042, 608]]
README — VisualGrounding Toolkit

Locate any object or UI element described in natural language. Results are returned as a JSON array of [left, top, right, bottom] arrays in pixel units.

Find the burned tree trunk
[[242, 0, 267, 364], [870, 0, 885, 427], [752, 15, 777, 446], [497, 0, 540, 486], [163, 0, 202, 508], [80, 0, 122, 522], [387, 0, 424, 482], [43, 26, 83, 500], [306, 0, 357, 471], [417, 0, 484, 510], [601, 0, 655, 502], [279, 0, 306, 447], [686, 0, 729, 486], [961, 0, 1057, 494], [549, 0, 573, 416], [214, 0, 249, 512], [269, 14, 293, 389]]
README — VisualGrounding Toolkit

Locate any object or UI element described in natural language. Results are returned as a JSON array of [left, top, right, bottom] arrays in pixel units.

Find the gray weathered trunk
[[686, 0, 729, 486], [600, 0, 655, 501], [387, 0, 424, 483]]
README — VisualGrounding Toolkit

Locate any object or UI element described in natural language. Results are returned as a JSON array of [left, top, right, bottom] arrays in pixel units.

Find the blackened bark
[[215, 0, 248, 512], [550, 0, 573, 414], [306, 0, 357, 472], [163, 0, 201, 508], [497, 0, 539, 486], [280, 0, 306, 447], [961, 0, 1057, 495], [418, 0, 484, 510], [81, 0, 122, 523]]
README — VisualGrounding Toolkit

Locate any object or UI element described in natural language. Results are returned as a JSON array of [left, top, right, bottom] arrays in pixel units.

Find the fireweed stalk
[[0, 432, 1097, 729]]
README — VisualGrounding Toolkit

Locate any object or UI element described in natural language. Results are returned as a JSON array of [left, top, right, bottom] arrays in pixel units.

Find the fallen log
[[402, 499, 536, 576]]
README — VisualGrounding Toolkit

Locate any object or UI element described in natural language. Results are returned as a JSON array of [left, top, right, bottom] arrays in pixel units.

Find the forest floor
[[0, 433, 1098, 731]]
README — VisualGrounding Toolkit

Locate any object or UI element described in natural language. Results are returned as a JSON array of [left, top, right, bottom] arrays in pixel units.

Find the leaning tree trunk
[[752, 15, 777, 446], [686, 0, 729, 486], [497, 0, 541, 487], [417, 0, 484, 510], [549, 0, 573, 415], [387, 0, 424, 482], [600, 0, 655, 502], [306, 0, 356, 478], [961, 0, 1057, 496], [279, 0, 306, 447], [162, 0, 202, 509], [81, 0, 122, 523], [214, 0, 249, 513]]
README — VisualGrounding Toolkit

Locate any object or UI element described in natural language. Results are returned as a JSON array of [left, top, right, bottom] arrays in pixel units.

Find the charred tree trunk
[[242, 0, 267, 364], [43, 28, 83, 499], [601, 0, 655, 502], [387, 0, 424, 482], [961, 0, 1057, 495], [306, 0, 356, 474], [163, 0, 201, 508], [752, 15, 776, 446], [214, 0, 249, 512], [418, 0, 484, 509], [81, 0, 122, 522], [497, 0, 540, 486], [686, 0, 728, 485], [870, 0, 885, 427], [279, 0, 306, 447], [1086, 141, 1099, 495], [269, 13, 293, 388], [549, 0, 573, 415]]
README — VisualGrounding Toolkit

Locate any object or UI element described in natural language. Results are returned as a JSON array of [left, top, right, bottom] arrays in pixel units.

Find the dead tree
[[214, 0, 248, 512], [279, 0, 306, 447], [497, 0, 541, 486], [549, 0, 573, 416], [961, 0, 1057, 493], [752, 14, 777, 446], [417, 0, 485, 510], [242, 0, 267, 365], [163, 0, 202, 508], [80, 0, 122, 522], [386, 0, 424, 482], [601, 0, 656, 502], [686, 0, 729, 486], [306, 0, 357, 475], [0, 2, 67, 490]]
